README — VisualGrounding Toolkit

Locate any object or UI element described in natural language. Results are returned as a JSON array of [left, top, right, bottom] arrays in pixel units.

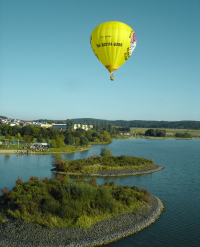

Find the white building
[[73, 124, 93, 130], [32, 122, 52, 128], [52, 124, 93, 131]]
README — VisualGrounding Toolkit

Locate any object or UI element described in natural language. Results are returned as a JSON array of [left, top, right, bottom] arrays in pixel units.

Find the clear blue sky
[[0, 0, 200, 121]]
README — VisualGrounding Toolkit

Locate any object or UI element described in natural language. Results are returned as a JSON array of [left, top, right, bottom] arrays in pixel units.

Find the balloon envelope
[[90, 21, 136, 74]]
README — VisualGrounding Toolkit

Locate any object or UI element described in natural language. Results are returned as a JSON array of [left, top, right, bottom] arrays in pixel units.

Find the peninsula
[[0, 176, 164, 247], [52, 153, 164, 177]]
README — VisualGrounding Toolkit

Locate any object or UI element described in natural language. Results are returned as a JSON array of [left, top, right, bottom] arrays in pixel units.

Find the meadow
[[130, 128, 200, 137]]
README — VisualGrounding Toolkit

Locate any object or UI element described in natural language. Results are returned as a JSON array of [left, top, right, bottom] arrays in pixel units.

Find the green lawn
[[130, 128, 200, 137]]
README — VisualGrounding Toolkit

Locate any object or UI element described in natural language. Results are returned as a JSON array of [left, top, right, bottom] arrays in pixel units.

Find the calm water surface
[[0, 139, 200, 247]]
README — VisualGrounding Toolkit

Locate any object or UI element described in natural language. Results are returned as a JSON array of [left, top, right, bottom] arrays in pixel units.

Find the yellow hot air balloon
[[90, 21, 136, 80]]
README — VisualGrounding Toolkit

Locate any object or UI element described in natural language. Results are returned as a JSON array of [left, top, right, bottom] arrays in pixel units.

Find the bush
[[133, 186, 139, 192], [59, 204, 70, 218], [50, 140, 57, 148], [100, 148, 113, 157], [175, 132, 192, 138], [1, 186, 9, 197], [56, 137, 63, 148], [76, 215, 92, 228], [15, 177, 23, 185], [0, 213, 8, 224], [93, 137, 100, 142], [41, 198, 60, 215]]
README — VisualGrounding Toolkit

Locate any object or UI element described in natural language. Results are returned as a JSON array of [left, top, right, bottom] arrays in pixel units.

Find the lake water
[[0, 139, 200, 247]]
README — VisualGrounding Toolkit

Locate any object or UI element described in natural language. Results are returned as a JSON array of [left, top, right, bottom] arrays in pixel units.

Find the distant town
[[0, 116, 200, 152], [0, 117, 93, 131]]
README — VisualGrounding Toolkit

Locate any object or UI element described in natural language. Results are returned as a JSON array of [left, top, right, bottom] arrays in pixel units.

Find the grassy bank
[[0, 143, 91, 154]]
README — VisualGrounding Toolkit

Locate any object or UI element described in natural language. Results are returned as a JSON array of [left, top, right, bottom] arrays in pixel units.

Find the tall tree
[[56, 137, 63, 148], [66, 119, 74, 131], [21, 125, 33, 136], [37, 134, 43, 143], [80, 136, 89, 146], [32, 127, 40, 138], [93, 122, 96, 131], [64, 134, 74, 145]]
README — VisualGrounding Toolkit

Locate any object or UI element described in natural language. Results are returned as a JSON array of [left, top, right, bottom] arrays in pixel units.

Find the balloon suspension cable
[[110, 72, 114, 81]]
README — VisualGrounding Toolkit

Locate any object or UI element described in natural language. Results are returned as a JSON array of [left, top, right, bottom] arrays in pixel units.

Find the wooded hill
[[2, 116, 200, 129], [49, 119, 200, 130]]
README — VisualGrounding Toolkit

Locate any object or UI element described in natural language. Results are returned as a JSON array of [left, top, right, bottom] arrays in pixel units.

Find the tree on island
[[100, 148, 113, 157]]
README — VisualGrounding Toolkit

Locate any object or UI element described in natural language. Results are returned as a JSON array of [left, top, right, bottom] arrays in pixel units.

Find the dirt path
[[0, 150, 17, 154]]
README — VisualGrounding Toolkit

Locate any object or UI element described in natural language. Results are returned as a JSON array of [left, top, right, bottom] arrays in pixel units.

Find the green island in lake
[[0, 175, 164, 247], [0, 150, 164, 246], [52, 148, 164, 177]]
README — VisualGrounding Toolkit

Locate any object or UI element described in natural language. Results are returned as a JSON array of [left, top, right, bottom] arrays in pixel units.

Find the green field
[[130, 128, 200, 137]]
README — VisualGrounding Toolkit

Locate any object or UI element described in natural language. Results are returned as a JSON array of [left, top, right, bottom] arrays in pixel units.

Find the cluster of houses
[[0, 118, 93, 131], [52, 124, 93, 131], [0, 118, 21, 126]]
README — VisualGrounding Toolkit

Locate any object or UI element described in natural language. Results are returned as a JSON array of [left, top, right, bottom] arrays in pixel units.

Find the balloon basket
[[110, 75, 114, 81]]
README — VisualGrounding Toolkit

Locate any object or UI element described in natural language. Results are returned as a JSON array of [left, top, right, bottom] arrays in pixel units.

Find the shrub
[[88, 178, 97, 187], [62, 175, 70, 185], [59, 204, 69, 218], [96, 186, 112, 202], [133, 186, 139, 192], [29, 202, 39, 214], [93, 137, 100, 143], [76, 215, 92, 228], [55, 174, 64, 182], [18, 204, 26, 213], [41, 198, 60, 215], [15, 193, 33, 205], [104, 182, 116, 187], [56, 137, 63, 148], [0, 212, 8, 224], [15, 177, 23, 185], [1, 186, 9, 197], [100, 148, 113, 157], [50, 140, 57, 148], [58, 201, 80, 219], [29, 176, 38, 181]]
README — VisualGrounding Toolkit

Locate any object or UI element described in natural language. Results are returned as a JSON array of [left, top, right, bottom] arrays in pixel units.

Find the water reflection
[[4, 154, 10, 163]]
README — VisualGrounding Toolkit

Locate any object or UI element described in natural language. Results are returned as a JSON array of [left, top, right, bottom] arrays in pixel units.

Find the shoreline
[[0, 137, 198, 154], [0, 194, 164, 247], [51, 164, 164, 177], [0, 148, 91, 155]]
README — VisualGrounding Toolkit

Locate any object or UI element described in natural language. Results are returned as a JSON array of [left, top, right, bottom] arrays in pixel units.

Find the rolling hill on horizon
[[1, 116, 200, 129], [40, 118, 200, 130]]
